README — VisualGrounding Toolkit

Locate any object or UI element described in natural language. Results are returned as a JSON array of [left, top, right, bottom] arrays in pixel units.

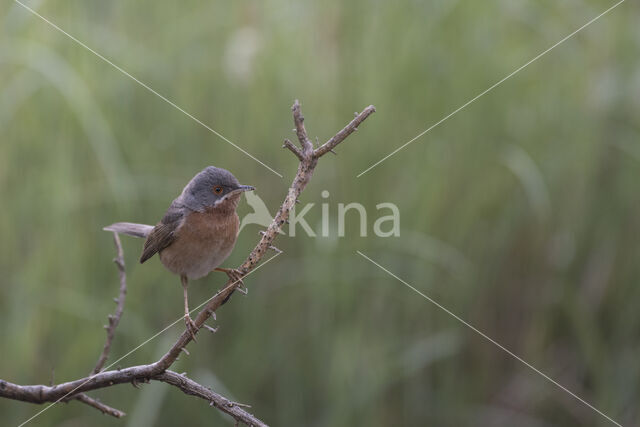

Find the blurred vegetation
[[1, 0, 639, 426]]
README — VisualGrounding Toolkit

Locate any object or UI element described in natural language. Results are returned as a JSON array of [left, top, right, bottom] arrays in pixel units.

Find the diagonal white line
[[357, 0, 625, 177], [13, 0, 283, 178], [16, 252, 282, 427], [356, 250, 623, 427]]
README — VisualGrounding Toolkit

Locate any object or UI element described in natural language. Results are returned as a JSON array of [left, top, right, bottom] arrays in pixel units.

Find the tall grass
[[1, 0, 638, 425]]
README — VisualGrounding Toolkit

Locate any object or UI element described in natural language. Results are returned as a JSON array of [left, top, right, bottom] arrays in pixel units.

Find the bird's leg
[[214, 267, 247, 295], [181, 275, 198, 341]]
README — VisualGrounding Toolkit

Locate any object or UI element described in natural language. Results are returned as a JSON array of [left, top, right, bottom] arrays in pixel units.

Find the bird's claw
[[203, 324, 218, 334], [229, 269, 248, 295], [184, 314, 198, 341], [217, 268, 248, 295]]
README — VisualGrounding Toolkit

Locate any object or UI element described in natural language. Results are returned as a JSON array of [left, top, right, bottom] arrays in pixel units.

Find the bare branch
[[0, 373, 260, 424], [0, 366, 157, 402], [0, 100, 375, 425], [314, 105, 376, 157], [157, 371, 267, 427], [282, 138, 304, 161], [154, 99, 375, 373], [92, 232, 127, 375], [292, 99, 314, 155], [73, 393, 126, 418]]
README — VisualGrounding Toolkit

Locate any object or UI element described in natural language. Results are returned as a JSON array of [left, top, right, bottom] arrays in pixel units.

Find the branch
[[0, 100, 375, 425], [156, 371, 267, 427], [282, 138, 303, 161], [92, 232, 127, 375], [152, 99, 376, 373], [314, 105, 376, 157], [292, 100, 314, 156], [0, 372, 256, 423], [72, 393, 126, 418]]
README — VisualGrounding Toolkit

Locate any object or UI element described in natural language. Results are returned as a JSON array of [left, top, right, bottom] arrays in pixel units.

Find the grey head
[[179, 166, 254, 212]]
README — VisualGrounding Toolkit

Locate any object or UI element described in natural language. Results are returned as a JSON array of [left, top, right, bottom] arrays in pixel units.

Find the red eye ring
[[213, 186, 223, 195]]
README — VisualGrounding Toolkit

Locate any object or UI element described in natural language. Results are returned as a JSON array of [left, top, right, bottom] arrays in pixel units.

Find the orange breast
[[159, 208, 239, 279]]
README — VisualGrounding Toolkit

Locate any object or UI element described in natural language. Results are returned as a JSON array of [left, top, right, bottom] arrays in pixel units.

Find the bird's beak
[[230, 185, 255, 195]]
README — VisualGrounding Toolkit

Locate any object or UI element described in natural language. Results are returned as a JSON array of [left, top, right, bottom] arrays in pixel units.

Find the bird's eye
[[213, 186, 223, 195]]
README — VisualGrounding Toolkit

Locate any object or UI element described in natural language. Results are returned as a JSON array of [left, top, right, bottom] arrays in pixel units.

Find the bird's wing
[[139, 202, 185, 264]]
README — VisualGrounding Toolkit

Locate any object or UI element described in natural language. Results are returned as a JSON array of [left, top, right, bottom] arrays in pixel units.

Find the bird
[[104, 166, 254, 338]]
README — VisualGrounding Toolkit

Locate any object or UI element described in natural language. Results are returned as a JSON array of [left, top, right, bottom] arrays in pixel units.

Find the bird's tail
[[103, 222, 154, 238]]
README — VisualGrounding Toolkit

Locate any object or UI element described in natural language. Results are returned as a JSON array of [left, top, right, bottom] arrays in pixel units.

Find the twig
[[92, 232, 127, 375], [0, 100, 375, 425], [292, 101, 314, 156], [156, 371, 267, 427], [72, 393, 126, 418], [314, 105, 376, 157], [282, 138, 303, 161]]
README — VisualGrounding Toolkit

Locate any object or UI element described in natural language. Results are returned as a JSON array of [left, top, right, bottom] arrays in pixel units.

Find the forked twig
[[92, 232, 127, 375]]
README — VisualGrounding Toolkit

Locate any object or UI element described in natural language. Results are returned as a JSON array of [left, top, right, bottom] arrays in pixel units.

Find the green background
[[1, 0, 638, 425]]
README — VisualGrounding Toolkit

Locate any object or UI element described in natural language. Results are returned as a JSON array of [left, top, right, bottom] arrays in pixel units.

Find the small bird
[[104, 166, 254, 338]]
